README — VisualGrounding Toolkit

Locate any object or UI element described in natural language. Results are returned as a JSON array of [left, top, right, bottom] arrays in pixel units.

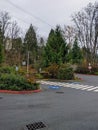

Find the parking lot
[[1, 75, 98, 130]]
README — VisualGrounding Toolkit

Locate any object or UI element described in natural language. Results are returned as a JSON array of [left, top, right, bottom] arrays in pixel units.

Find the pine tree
[[71, 38, 83, 64], [24, 24, 38, 64], [0, 23, 3, 64], [43, 26, 68, 67]]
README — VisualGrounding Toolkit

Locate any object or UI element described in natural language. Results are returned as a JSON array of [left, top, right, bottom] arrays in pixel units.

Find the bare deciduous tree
[[63, 25, 76, 47], [9, 21, 20, 40], [72, 2, 98, 64], [4, 20, 21, 65], [0, 11, 11, 44]]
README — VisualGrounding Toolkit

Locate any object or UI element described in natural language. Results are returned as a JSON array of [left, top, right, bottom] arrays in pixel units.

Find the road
[[0, 74, 98, 130], [76, 74, 98, 86]]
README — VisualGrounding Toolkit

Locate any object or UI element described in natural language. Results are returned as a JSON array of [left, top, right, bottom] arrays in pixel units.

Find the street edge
[[0, 89, 42, 94]]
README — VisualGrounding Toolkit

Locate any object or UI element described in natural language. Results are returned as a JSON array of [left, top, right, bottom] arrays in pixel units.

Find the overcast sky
[[0, 0, 96, 37]]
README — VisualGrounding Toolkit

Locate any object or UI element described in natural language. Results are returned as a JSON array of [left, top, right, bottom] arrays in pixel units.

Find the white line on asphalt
[[86, 87, 98, 91], [80, 86, 94, 90], [71, 85, 85, 89], [62, 84, 70, 87], [93, 89, 98, 92], [39, 81, 98, 93]]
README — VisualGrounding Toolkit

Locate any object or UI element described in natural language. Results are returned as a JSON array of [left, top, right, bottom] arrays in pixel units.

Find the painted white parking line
[[72, 85, 85, 89], [80, 86, 93, 90], [93, 89, 98, 92], [62, 84, 70, 87], [39, 80, 98, 93], [87, 87, 98, 91], [69, 84, 85, 89], [57, 83, 64, 86], [66, 84, 77, 88]]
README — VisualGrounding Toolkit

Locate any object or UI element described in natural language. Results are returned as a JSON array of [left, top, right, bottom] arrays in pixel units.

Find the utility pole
[[27, 51, 29, 76], [95, 4, 98, 64]]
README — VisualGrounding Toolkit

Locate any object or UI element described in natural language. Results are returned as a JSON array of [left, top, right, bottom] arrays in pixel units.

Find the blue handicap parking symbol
[[48, 85, 60, 90]]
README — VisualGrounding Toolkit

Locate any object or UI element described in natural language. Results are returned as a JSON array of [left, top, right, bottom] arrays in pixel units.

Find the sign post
[[88, 63, 92, 73]]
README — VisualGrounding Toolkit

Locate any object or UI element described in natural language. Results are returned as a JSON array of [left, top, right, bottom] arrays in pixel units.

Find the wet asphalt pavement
[[76, 74, 98, 86], [0, 74, 98, 130]]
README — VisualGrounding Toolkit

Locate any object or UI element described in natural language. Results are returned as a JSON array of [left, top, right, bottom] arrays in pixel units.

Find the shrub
[[58, 65, 74, 80], [91, 66, 98, 74], [40, 71, 50, 78], [18, 66, 37, 76], [45, 64, 59, 78], [42, 63, 74, 80], [26, 76, 36, 84], [0, 73, 39, 91], [0, 66, 15, 74], [35, 73, 43, 79], [18, 67, 26, 76], [75, 65, 98, 74], [75, 66, 89, 74]]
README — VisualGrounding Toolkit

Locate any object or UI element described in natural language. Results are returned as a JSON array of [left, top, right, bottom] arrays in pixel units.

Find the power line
[[0, 8, 30, 26], [5, 0, 54, 28], [0, 9, 50, 38], [11, 15, 30, 25]]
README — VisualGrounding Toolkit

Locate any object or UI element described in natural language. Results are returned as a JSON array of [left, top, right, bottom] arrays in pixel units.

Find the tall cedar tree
[[43, 26, 68, 67], [71, 38, 83, 64], [24, 24, 37, 63]]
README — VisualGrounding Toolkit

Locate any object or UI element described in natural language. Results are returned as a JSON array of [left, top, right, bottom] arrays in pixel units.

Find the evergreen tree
[[24, 24, 38, 63], [0, 43, 3, 64], [43, 26, 68, 67], [71, 38, 83, 64], [0, 23, 3, 64]]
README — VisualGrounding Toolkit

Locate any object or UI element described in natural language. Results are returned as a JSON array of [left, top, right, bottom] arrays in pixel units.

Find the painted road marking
[[49, 86, 60, 89], [80, 86, 93, 90], [38, 80, 98, 93], [87, 87, 98, 91], [93, 89, 98, 92]]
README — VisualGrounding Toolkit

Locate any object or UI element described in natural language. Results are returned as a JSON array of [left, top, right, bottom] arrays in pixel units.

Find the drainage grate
[[26, 122, 46, 130], [56, 92, 64, 94]]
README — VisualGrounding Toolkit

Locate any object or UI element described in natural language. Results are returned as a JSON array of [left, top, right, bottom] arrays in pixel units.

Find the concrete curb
[[0, 89, 42, 94]]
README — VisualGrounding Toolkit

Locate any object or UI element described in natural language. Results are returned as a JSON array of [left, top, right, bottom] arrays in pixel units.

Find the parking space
[[1, 83, 98, 130]]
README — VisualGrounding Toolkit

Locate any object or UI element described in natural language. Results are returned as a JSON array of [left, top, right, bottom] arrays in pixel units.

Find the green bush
[[40, 71, 50, 78], [0, 66, 15, 74], [42, 64, 74, 80], [94, 72, 98, 75], [0, 73, 39, 91], [91, 66, 98, 74], [35, 73, 43, 79], [75, 66, 89, 74], [45, 64, 59, 78], [58, 65, 74, 80], [76, 65, 98, 74]]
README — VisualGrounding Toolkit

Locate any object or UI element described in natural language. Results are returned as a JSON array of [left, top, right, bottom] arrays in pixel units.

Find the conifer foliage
[[43, 26, 68, 67], [0, 24, 3, 64], [71, 38, 83, 64]]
